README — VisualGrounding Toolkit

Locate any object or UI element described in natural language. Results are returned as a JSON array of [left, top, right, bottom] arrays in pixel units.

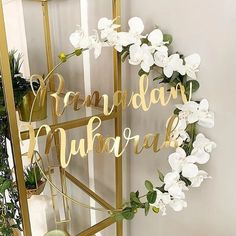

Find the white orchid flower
[[169, 117, 189, 147], [168, 148, 199, 178], [70, 28, 91, 49], [89, 31, 103, 58], [128, 17, 144, 35], [164, 171, 180, 189], [116, 32, 141, 47], [176, 99, 215, 128], [98, 17, 113, 30], [191, 133, 216, 164], [168, 148, 187, 172], [151, 189, 171, 215], [154, 51, 185, 78], [148, 29, 165, 50], [166, 181, 187, 199], [197, 99, 215, 128], [115, 17, 145, 49], [129, 44, 154, 72], [189, 170, 210, 187], [184, 53, 201, 79], [169, 198, 187, 212], [177, 101, 199, 123], [98, 17, 120, 39], [182, 161, 199, 178], [164, 171, 187, 199]]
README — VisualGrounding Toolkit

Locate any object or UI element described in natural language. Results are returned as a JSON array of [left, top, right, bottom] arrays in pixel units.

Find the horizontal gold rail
[[65, 171, 114, 211], [20, 111, 117, 140], [76, 217, 115, 236]]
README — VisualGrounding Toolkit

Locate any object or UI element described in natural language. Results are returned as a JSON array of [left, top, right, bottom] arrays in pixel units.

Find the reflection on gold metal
[[18, 91, 47, 122]]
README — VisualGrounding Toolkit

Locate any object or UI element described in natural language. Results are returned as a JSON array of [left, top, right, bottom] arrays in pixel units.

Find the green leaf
[[138, 69, 149, 77], [114, 212, 124, 221], [147, 191, 157, 204], [130, 192, 141, 204], [144, 202, 150, 216], [153, 76, 164, 81], [173, 108, 181, 115], [122, 207, 135, 220], [0, 180, 11, 194], [121, 51, 129, 62], [163, 34, 173, 45], [157, 170, 164, 182], [185, 80, 200, 95], [152, 206, 160, 214], [145, 180, 153, 191]]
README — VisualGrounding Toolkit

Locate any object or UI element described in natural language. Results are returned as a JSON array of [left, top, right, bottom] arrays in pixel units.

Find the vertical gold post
[[112, 0, 123, 236], [41, 1, 70, 232], [41, 0, 54, 73], [0, 1, 32, 235]]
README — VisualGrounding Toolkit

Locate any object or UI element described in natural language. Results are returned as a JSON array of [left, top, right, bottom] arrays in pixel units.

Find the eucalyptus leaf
[[145, 180, 154, 191], [147, 191, 157, 204], [122, 207, 135, 220], [185, 80, 200, 95], [144, 202, 150, 216], [157, 170, 164, 182], [163, 34, 173, 45]]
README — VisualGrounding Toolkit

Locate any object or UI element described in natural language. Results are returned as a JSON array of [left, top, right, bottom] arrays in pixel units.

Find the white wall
[[126, 0, 236, 236]]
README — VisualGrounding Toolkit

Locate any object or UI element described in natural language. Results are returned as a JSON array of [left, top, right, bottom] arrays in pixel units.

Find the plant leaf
[[122, 207, 135, 220], [144, 202, 150, 216], [157, 170, 164, 182], [145, 180, 153, 191], [152, 206, 160, 214], [147, 191, 157, 204]]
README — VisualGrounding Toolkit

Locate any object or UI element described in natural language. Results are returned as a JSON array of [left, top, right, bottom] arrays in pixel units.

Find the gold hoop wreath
[[27, 16, 216, 221]]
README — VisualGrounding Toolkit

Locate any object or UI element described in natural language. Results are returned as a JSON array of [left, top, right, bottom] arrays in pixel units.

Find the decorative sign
[[22, 16, 216, 219]]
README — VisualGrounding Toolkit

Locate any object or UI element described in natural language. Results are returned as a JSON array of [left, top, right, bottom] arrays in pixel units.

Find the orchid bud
[[58, 52, 67, 62], [75, 49, 82, 56]]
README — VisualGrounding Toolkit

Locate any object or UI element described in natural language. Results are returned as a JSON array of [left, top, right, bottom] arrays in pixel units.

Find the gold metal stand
[[0, 0, 123, 235]]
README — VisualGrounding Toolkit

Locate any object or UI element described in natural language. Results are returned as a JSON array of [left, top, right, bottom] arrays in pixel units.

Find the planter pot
[[18, 90, 47, 122], [13, 228, 20, 236], [26, 181, 46, 199]]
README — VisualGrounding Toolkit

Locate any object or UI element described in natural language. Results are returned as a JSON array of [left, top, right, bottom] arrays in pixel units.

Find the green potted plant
[[0, 50, 46, 235], [0, 50, 47, 122], [24, 164, 46, 199]]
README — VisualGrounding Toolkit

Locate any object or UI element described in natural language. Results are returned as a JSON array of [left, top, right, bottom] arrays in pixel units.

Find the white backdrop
[[3, 0, 236, 235]]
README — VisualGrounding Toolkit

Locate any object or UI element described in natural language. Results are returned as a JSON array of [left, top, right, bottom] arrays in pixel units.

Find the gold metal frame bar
[[65, 171, 114, 211], [76, 217, 116, 236], [112, 0, 123, 235], [0, 1, 32, 235], [20, 111, 117, 140]]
